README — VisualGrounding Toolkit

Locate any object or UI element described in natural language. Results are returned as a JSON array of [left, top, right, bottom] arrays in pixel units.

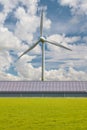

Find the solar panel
[[0, 81, 87, 92]]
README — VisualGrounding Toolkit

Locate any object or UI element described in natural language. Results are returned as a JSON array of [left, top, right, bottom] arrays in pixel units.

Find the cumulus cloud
[[15, 7, 39, 42], [15, 60, 87, 81], [45, 34, 87, 72], [46, 67, 87, 81], [58, 0, 87, 15], [16, 57, 41, 80], [0, 51, 12, 71], [0, 26, 21, 50], [56, 0, 87, 35], [0, 71, 20, 80], [46, 34, 79, 52]]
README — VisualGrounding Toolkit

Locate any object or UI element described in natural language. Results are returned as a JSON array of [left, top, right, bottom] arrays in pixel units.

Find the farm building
[[0, 81, 87, 97]]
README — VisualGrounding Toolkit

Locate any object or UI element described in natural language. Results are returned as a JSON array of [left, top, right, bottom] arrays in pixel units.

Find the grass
[[0, 98, 87, 130]]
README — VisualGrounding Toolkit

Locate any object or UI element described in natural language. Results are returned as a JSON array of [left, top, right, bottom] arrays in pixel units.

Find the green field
[[0, 98, 87, 130]]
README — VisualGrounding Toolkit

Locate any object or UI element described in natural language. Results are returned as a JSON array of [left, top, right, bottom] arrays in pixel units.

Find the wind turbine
[[18, 9, 72, 81]]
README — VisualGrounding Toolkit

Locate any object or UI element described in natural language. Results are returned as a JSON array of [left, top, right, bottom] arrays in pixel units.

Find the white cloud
[[43, 13, 51, 30], [46, 34, 78, 52], [0, 27, 21, 50], [45, 34, 87, 72], [0, 12, 6, 24], [0, 55, 87, 80], [16, 57, 41, 80], [0, 0, 39, 14], [64, 36, 81, 43], [54, 1, 87, 35], [15, 59, 87, 80], [15, 7, 39, 43], [0, 51, 12, 71], [0, 71, 20, 80], [58, 0, 87, 15], [46, 67, 87, 81]]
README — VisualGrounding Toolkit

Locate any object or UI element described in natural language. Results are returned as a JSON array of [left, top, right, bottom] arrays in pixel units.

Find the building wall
[[0, 92, 87, 97]]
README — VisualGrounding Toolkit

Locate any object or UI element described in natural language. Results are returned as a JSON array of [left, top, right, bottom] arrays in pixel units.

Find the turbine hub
[[40, 36, 45, 42]]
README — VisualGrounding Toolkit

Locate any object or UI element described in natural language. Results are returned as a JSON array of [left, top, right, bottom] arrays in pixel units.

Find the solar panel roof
[[0, 81, 87, 92]]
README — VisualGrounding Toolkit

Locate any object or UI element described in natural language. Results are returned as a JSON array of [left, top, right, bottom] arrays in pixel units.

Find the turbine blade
[[40, 9, 43, 36], [18, 40, 40, 59], [45, 40, 72, 51]]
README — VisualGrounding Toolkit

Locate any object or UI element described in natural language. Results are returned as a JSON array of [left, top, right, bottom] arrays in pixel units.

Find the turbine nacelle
[[40, 36, 46, 42]]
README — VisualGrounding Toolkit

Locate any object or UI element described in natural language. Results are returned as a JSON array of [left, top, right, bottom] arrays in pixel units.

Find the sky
[[0, 0, 87, 81]]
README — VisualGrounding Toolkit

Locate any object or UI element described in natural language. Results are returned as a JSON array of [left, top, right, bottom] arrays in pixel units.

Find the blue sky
[[0, 0, 87, 80]]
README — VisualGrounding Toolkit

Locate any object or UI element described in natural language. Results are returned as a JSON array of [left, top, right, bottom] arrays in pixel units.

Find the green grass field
[[0, 98, 87, 130]]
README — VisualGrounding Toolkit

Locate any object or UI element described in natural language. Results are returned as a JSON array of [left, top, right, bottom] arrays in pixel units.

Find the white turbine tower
[[18, 9, 72, 81]]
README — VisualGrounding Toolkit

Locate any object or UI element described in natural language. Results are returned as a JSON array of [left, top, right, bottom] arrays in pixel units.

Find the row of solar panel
[[0, 81, 87, 92], [0, 81, 87, 86]]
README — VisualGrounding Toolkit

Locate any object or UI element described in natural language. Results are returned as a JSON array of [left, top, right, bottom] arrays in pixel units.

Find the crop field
[[0, 98, 87, 130]]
